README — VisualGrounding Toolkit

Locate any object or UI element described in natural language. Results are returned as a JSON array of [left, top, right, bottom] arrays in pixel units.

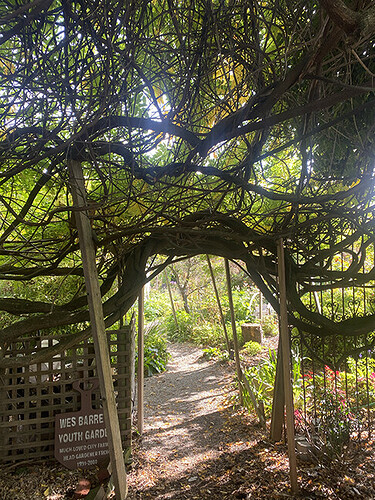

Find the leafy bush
[[318, 391, 356, 456], [244, 349, 362, 457], [243, 348, 307, 416], [243, 349, 277, 415], [202, 346, 229, 362], [346, 355, 375, 407], [143, 286, 259, 351], [242, 341, 263, 356], [144, 291, 171, 321], [294, 389, 359, 460], [164, 310, 194, 342], [142, 345, 169, 377], [136, 321, 170, 377], [192, 320, 228, 348], [261, 315, 278, 337], [192, 293, 221, 324], [223, 290, 256, 323]]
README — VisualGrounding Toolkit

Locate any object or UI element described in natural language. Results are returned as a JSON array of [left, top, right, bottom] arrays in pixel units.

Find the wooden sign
[[55, 380, 109, 470]]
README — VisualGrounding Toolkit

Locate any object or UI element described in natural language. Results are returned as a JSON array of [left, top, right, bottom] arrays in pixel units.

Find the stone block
[[241, 323, 263, 344]]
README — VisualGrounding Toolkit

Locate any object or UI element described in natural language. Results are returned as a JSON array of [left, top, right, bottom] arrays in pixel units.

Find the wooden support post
[[137, 287, 145, 435], [68, 160, 127, 500], [164, 269, 179, 332], [224, 258, 243, 404], [270, 339, 285, 442], [313, 290, 322, 314], [206, 255, 231, 355], [116, 327, 133, 462], [130, 320, 136, 429], [0, 369, 5, 453], [277, 239, 298, 494], [259, 248, 263, 323]]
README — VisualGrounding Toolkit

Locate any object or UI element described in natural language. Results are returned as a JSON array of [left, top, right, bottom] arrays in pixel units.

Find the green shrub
[[318, 391, 356, 457], [192, 320, 227, 348], [164, 310, 194, 342], [224, 290, 256, 323], [261, 315, 278, 337], [243, 348, 304, 416], [244, 347, 361, 457], [202, 346, 229, 362], [136, 321, 170, 377], [193, 294, 222, 324], [242, 341, 263, 356], [144, 291, 171, 321], [243, 349, 277, 415]]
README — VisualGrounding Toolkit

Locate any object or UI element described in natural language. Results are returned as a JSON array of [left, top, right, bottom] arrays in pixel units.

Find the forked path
[[126, 342, 252, 499]]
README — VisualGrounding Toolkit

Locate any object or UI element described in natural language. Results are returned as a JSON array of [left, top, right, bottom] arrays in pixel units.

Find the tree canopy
[[0, 0, 374, 366]]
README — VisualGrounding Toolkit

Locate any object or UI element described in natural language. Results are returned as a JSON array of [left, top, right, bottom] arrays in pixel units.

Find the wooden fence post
[[164, 269, 179, 333], [259, 290, 263, 321], [277, 238, 298, 494], [206, 255, 231, 355], [224, 258, 243, 405], [116, 327, 134, 462], [270, 340, 285, 442], [68, 160, 127, 500], [137, 287, 145, 435]]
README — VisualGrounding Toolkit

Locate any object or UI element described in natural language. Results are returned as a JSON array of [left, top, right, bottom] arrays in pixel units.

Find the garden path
[[1, 341, 373, 498], [125, 341, 375, 499], [126, 342, 283, 499]]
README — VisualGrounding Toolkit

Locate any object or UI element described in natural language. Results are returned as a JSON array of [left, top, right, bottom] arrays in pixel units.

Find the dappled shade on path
[[127, 344, 288, 498], [126, 343, 375, 499]]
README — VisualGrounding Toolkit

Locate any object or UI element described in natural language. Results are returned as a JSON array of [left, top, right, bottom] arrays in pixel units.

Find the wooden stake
[[206, 255, 231, 355], [313, 290, 322, 314], [270, 339, 285, 442], [164, 269, 179, 332], [137, 287, 145, 435], [277, 239, 298, 494], [68, 160, 127, 500], [259, 248, 263, 323], [224, 258, 243, 404]]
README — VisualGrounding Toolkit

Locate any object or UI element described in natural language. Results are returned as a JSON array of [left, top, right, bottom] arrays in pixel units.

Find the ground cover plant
[[242, 344, 375, 459], [136, 321, 170, 377]]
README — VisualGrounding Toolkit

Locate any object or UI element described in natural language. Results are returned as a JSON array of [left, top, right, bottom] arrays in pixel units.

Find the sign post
[[68, 160, 127, 499]]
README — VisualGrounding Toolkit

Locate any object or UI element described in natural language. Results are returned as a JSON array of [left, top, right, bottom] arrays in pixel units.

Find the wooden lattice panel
[[0, 327, 134, 463]]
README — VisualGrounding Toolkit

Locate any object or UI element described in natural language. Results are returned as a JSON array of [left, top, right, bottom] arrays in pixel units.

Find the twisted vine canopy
[[0, 0, 375, 366]]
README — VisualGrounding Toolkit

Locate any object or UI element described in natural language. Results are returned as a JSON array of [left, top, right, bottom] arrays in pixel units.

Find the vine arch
[[1, 207, 374, 370]]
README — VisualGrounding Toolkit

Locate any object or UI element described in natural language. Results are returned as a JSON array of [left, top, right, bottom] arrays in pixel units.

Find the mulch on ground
[[1, 341, 375, 499]]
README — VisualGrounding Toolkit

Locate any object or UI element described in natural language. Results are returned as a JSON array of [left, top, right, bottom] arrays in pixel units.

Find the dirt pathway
[[127, 343, 231, 497], [1, 342, 373, 499], [126, 343, 271, 499], [125, 342, 375, 500]]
